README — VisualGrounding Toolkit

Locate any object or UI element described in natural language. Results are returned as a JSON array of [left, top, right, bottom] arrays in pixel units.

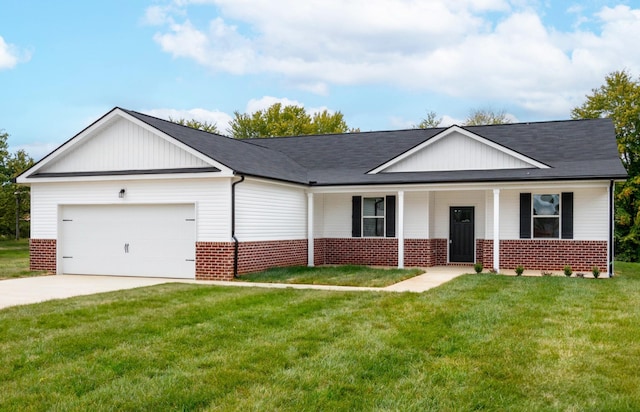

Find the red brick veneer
[[404, 238, 448, 267], [499, 239, 607, 272], [478, 239, 494, 269], [237, 240, 307, 274], [196, 239, 308, 280], [195, 242, 235, 280], [30, 238, 57, 272], [322, 238, 398, 266], [313, 238, 326, 267]]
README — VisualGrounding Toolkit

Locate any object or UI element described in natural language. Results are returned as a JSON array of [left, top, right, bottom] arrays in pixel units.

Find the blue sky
[[1, 0, 639, 160]]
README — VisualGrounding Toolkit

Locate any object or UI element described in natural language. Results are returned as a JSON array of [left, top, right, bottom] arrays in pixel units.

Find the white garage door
[[60, 204, 196, 279]]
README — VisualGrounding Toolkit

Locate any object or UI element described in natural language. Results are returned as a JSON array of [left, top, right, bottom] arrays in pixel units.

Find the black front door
[[449, 207, 474, 263]]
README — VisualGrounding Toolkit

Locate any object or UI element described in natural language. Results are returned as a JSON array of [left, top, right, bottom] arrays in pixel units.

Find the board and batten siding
[[234, 179, 307, 241], [42, 117, 211, 173], [30, 178, 231, 241], [384, 131, 533, 173], [492, 186, 609, 240]]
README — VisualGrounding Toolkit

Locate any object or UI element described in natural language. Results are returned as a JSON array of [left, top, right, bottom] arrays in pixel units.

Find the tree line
[[3, 71, 640, 263], [0, 131, 34, 239]]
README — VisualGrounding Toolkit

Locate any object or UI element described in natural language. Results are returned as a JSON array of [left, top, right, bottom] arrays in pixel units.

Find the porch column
[[398, 190, 404, 268], [307, 192, 314, 267], [493, 188, 500, 272]]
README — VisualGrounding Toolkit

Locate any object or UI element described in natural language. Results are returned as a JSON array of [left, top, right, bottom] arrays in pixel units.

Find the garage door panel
[[61, 204, 196, 278]]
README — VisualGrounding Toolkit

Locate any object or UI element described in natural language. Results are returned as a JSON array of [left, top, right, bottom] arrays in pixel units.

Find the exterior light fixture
[[119, 189, 126, 198]]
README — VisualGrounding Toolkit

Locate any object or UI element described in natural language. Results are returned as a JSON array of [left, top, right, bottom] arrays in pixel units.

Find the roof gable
[[19, 109, 229, 181], [369, 126, 549, 174], [41, 116, 213, 174]]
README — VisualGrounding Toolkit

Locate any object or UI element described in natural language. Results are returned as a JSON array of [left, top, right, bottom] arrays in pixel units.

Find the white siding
[[30, 178, 231, 241], [235, 179, 307, 241], [404, 191, 429, 238], [433, 191, 486, 239], [42, 117, 211, 173], [322, 193, 353, 238], [313, 193, 325, 238], [497, 186, 609, 240], [574, 187, 609, 240], [384, 131, 533, 173]]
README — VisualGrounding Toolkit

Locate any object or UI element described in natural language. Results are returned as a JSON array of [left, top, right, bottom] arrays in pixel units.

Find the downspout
[[609, 179, 615, 277], [231, 175, 245, 278]]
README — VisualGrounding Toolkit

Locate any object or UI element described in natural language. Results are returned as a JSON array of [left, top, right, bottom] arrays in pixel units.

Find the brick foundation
[[195, 242, 235, 280], [404, 238, 447, 267], [31, 236, 609, 280], [238, 240, 308, 274], [30, 239, 57, 272], [498, 239, 608, 272], [322, 238, 398, 266], [478, 239, 494, 269], [196, 239, 308, 280]]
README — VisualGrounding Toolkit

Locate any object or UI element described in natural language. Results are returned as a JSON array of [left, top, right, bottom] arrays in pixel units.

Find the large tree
[[414, 110, 443, 129], [463, 108, 511, 126], [0, 130, 34, 238], [229, 103, 352, 139], [169, 117, 219, 134], [415, 108, 510, 129], [571, 70, 640, 261]]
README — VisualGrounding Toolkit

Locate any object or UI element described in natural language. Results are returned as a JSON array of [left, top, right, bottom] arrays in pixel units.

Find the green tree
[[414, 111, 442, 129], [0, 131, 34, 238], [464, 108, 511, 125], [229, 103, 351, 139], [170, 117, 219, 134], [571, 70, 640, 261]]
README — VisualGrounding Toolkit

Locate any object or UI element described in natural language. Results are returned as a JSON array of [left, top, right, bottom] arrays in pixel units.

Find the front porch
[[307, 182, 612, 274]]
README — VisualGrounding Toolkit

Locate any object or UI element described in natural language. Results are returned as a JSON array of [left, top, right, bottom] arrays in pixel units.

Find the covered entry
[[60, 204, 196, 278]]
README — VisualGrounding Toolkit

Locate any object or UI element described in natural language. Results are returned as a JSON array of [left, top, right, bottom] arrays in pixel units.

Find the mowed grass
[[238, 265, 424, 287], [1, 263, 640, 410], [0, 239, 47, 280]]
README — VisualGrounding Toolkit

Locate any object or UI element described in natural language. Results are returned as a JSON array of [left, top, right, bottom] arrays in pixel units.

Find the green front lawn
[[1, 263, 640, 410], [237, 265, 424, 287], [0, 239, 47, 280]]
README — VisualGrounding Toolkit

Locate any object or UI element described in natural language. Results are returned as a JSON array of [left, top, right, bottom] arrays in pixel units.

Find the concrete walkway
[[0, 266, 471, 310]]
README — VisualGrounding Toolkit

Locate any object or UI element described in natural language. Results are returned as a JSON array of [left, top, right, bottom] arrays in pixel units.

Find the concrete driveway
[[0, 267, 469, 310], [0, 275, 174, 310]]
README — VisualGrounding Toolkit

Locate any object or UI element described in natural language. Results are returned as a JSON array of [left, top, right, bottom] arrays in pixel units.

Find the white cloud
[[143, 107, 233, 134], [147, 1, 640, 118], [12, 142, 60, 162], [0, 35, 30, 70], [245, 96, 304, 113]]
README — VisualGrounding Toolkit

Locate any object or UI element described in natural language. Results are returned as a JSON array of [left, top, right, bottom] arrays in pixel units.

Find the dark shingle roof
[[125, 109, 627, 186]]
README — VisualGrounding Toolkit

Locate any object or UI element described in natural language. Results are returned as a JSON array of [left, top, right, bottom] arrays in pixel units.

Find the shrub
[[563, 265, 573, 277], [474, 263, 483, 274], [515, 265, 524, 276], [592, 266, 600, 279], [541, 271, 553, 277]]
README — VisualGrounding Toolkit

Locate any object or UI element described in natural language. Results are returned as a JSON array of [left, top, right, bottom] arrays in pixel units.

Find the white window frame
[[362, 196, 385, 237], [532, 193, 561, 239]]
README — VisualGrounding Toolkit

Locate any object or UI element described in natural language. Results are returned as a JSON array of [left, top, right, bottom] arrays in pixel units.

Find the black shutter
[[385, 195, 396, 238], [561, 192, 574, 239], [520, 193, 532, 239], [352, 196, 362, 237]]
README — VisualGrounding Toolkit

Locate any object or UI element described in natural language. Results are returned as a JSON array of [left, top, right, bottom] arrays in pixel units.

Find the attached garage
[[59, 204, 196, 279]]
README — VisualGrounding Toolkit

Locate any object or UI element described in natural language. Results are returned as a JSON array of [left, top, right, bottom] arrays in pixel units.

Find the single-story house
[[17, 107, 627, 279]]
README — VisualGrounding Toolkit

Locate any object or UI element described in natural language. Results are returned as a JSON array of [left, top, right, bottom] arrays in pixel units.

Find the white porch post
[[307, 192, 314, 267], [398, 190, 405, 268], [493, 188, 500, 272]]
